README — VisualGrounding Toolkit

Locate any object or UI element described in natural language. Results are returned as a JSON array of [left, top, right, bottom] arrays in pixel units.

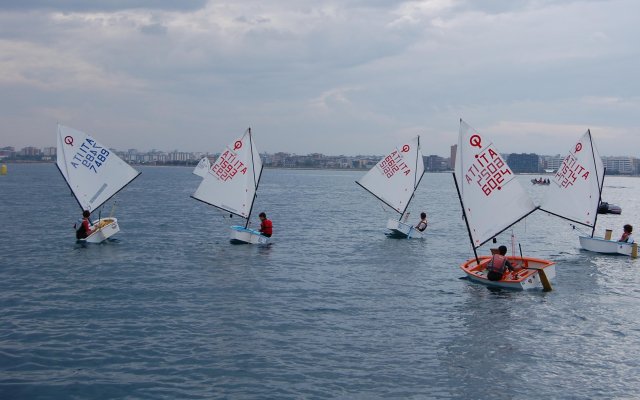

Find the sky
[[1, 0, 639, 157]]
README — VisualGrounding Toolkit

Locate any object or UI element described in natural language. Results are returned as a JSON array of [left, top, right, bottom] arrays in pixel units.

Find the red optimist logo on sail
[[209, 141, 248, 182], [554, 141, 590, 188], [377, 145, 412, 179], [464, 134, 513, 197]]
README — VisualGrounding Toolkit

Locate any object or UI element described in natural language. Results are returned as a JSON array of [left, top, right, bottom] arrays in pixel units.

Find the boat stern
[[84, 218, 120, 243], [230, 226, 270, 244], [386, 218, 423, 239]]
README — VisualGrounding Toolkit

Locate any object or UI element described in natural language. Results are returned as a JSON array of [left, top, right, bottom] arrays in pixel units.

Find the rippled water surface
[[1, 164, 639, 399]]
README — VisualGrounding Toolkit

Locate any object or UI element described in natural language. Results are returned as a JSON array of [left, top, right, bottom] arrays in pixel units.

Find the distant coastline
[[3, 160, 640, 176]]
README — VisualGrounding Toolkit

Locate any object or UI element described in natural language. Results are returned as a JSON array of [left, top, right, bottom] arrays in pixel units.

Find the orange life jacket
[[487, 255, 507, 275]]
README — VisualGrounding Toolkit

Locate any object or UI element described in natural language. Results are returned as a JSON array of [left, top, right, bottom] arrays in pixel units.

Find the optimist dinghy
[[191, 127, 268, 244], [356, 136, 426, 239], [539, 130, 637, 257], [453, 119, 555, 290], [56, 124, 140, 243]]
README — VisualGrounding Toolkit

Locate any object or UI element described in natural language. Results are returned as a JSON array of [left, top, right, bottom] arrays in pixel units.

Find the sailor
[[415, 212, 428, 232], [258, 212, 273, 238], [618, 224, 634, 243], [486, 245, 519, 281], [75, 210, 93, 240]]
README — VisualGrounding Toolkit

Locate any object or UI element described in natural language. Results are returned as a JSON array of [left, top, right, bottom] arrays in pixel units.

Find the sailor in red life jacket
[[258, 212, 273, 237], [486, 245, 520, 281], [75, 210, 93, 240]]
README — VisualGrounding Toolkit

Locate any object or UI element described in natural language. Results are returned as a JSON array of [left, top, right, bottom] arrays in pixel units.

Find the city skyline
[[1, 1, 639, 156], [4, 141, 640, 160]]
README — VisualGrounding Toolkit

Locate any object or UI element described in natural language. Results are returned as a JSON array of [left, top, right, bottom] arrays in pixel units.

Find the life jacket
[[75, 218, 90, 239], [76, 222, 87, 239], [416, 220, 427, 232], [487, 255, 507, 275]]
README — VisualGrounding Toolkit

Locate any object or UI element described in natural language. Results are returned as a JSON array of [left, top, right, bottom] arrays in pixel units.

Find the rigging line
[[570, 223, 591, 237]]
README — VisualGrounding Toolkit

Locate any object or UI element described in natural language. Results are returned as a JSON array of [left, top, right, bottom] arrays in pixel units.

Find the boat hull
[[81, 218, 120, 244], [579, 236, 634, 256], [460, 256, 556, 290], [386, 219, 424, 239], [230, 226, 270, 244]]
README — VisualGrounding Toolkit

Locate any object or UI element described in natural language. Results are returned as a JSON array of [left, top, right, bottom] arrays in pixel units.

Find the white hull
[[230, 226, 270, 244], [81, 218, 120, 243], [386, 218, 424, 239], [579, 236, 635, 256]]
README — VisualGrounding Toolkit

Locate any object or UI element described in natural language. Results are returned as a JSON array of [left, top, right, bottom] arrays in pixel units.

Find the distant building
[[425, 155, 448, 171], [449, 144, 457, 169], [507, 153, 540, 173], [541, 154, 564, 172], [602, 156, 635, 175], [19, 146, 42, 157]]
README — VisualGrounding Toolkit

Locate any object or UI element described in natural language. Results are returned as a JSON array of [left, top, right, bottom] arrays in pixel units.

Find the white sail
[[191, 128, 262, 219], [454, 120, 536, 248], [356, 136, 425, 215], [56, 124, 140, 211], [193, 156, 211, 178], [539, 130, 603, 227]]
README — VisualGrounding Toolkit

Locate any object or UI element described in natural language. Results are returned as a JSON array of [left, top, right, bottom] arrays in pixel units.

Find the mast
[[244, 127, 262, 229], [453, 172, 480, 264], [399, 135, 424, 221], [587, 129, 605, 238], [592, 166, 606, 238]]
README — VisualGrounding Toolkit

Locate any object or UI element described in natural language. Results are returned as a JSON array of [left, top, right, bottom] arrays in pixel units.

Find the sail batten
[[454, 120, 536, 248], [56, 124, 140, 211], [191, 128, 262, 220], [357, 136, 425, 215]]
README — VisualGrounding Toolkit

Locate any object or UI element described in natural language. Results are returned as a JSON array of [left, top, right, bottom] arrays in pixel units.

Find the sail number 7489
[[70, 138, 110, 174]]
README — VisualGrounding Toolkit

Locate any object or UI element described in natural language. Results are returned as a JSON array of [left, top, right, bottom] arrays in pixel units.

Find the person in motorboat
[[486, 245, 521, 281], [258, 212, 273, 237], [618, 224, 634, 243], [415, 212, 428, 232], [75, 210, 93, 240]]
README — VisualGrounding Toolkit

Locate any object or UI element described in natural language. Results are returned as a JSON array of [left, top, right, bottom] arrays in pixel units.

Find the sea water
[[1, 164, 639, 399]]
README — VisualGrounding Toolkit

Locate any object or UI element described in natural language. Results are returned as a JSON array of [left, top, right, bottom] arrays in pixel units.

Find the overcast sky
[[1, 0, 638, 156]]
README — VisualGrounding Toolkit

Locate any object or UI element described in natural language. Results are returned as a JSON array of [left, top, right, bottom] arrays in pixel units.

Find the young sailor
[[415, 212, 428, 232], [75, 210, 93, 240], [258, 212, 273, 237], [618, 224, 634, 243], [486, 245, 520, 281]]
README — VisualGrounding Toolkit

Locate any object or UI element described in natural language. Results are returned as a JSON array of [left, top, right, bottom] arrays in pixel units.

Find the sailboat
[[56, 124, 141, 243], [192, 156, 211, 178], [539, 130, 637, 257], [356, 136, 426, 238], [191, 127, 268, 244], [453, 119, 555, 290]]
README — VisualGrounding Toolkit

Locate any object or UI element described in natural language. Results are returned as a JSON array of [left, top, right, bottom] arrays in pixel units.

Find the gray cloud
[[0, 0, 638, 157], [0, 0, 208, 12]]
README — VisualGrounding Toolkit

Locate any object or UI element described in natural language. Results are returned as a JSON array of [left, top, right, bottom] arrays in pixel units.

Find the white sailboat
[[453, 119, 555, 290], [192, 156, 211, 178], [56, 124, 141, 243], [356, 136, 426, 239], [539, 130, 636, 257], [191, 127, 268, 244]]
